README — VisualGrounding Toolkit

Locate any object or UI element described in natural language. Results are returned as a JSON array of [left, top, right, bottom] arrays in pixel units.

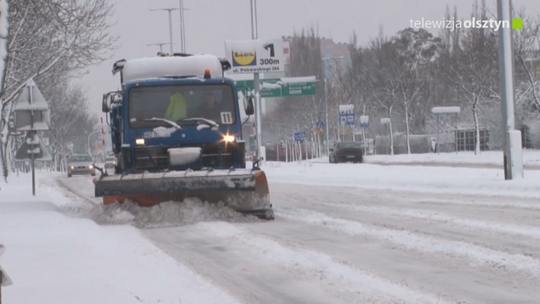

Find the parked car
[[67, 154, 95, 177], [104, 156, 117, 169], [329, 141, 363, 163]]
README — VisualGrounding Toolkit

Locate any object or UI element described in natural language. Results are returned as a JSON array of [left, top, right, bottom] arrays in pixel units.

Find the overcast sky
[[74, 0, 540, 119]]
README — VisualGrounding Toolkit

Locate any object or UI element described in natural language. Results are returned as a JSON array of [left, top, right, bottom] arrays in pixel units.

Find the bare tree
[[513, 11, 540, 114], [0, 0, 117, 181], [448, 0, 498, 154], [389, 28, 441, 154]]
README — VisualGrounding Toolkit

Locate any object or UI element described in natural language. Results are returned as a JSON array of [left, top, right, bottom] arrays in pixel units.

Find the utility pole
[[497, 0, 523, 179], [146, 42, 169, 54], [178, 0, 189, 52], [324, 78, 330, 155], [150, 8, 179, 54], [250, 0, 262, 160]]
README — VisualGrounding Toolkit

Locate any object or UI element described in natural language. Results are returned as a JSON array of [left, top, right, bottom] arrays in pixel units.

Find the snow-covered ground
[[2, 151, 540, 303], [0, 171, 239, 304], [263, 156, 540, 199], [363, 150, 540, 168]]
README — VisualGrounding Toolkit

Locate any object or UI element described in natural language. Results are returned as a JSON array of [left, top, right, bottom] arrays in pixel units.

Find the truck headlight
[[135, 138, 145, 145], [223, 135, 235, 142]]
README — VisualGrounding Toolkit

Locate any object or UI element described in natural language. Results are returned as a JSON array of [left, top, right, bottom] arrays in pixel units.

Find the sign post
[[315, 121, 324, 157], [360, 115, 369, 153], [225, 39, 285, 161], [13, 80, 51, 195]]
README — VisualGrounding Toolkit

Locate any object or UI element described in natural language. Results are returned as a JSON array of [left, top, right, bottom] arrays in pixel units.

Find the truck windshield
[[129, 84, 236, 129]]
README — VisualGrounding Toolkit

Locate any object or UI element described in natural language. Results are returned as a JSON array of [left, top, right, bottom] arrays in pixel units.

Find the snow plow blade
[[93, 169, 274, 220]]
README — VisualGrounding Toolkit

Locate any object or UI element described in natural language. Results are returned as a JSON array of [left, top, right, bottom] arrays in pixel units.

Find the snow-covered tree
[[0, 0, 117, 181]]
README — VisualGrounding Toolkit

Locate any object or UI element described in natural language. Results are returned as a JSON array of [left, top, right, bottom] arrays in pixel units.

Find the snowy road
[[49, 172, 540, 304]]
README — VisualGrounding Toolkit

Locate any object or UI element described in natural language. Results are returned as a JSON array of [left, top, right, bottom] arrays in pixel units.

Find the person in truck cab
[[164, 90, 187, 121], [192, 92, 223, 118]]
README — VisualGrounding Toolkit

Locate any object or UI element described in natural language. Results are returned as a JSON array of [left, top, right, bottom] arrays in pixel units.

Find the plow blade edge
[[93, 169, 273, 219]]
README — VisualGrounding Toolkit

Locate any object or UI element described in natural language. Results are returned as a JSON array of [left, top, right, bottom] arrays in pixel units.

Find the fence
[[374, 128, 491, 155]]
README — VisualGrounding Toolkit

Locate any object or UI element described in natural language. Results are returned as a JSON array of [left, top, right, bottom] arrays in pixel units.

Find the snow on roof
[[279, 76, 316, 84], [431, 106, 461, 114], [121, 55, 224, 83]]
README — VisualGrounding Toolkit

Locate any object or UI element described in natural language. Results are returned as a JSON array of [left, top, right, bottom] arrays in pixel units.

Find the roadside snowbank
[[308, 150, 540, 167], [0, 172, 239, 304], [366, 150, 540, 166], [262, 160, 540, 199]]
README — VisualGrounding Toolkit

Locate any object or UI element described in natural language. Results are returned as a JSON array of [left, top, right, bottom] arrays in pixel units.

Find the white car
[[67, 154, 96, 177], [104, 156, 117, 169]]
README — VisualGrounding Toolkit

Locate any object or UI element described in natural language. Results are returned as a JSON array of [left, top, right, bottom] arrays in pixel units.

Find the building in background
[[320, 38, 352, 81]]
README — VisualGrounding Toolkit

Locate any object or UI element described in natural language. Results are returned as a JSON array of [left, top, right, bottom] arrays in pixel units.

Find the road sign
[[360, 115, 369, 128], [0, 244, 13, 287], [380, 117, 391, 124], [224, 39, 285, 74], [339, 104, 355, 126], [0, 263, 13, 286], [315, 121, 324, 129], [235, 76, 317, 98], [15, 132, 52, 161], [13, 79, 50, 131], [294, 132, 306, 141]]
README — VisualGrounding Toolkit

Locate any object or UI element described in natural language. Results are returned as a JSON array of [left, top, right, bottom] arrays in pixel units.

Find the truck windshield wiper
[[176, 117, 219, 129], [143, 118, 182, 129]]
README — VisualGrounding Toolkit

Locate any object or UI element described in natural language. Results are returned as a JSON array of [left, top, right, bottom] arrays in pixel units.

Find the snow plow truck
[[93, 53, 274, 220]]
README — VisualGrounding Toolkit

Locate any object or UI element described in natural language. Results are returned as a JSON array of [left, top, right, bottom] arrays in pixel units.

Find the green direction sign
[[235, 77, 316, 98]]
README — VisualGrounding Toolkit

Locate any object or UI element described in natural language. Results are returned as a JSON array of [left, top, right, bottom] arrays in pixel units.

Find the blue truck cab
[[101, 54, 255, 175]]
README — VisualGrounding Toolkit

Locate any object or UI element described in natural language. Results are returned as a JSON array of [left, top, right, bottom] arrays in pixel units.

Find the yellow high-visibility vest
[[164, 93, 187, 121]]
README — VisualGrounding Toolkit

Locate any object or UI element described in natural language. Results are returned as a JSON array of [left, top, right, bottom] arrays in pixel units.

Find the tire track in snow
[[316, 201, 540, 240], [55, 177, 101, 206], [196, 221, 448, 304], [39, 177, 96, 208], [276, 206, 540, 279], [273, 183, 540, 211]]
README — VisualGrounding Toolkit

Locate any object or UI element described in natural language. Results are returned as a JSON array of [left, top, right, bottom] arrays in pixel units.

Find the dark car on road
[[329, 141, 363, 163]]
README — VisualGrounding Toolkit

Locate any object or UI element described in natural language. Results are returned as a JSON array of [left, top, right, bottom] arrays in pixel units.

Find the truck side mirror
[[102, 94, 110, 113], [244, 96, 254, 115]]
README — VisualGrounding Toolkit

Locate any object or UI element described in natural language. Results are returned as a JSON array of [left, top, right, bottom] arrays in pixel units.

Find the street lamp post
[[150, 8, 179, 54], [497, 0, 523, 179], [178, 0, 189, 52], [249, 0, 263, 160]]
